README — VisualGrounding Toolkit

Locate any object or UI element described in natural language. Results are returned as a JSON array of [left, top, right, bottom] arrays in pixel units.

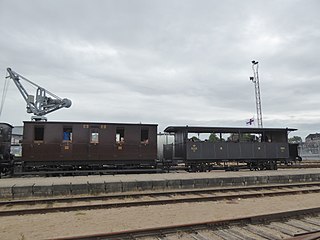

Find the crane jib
[[4, 67, 72, 121]]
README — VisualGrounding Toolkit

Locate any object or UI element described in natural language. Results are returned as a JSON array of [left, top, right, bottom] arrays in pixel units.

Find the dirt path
[[0, 193, 319, 239]]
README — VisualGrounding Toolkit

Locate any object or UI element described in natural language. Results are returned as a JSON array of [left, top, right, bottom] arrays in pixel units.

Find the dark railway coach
[[0, 123, 13, 173], [163, 126, 301, 171], [20, 121, 158, 172]]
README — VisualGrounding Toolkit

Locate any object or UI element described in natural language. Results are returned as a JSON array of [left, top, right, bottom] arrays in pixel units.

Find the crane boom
[[6, 68, 72, 121]]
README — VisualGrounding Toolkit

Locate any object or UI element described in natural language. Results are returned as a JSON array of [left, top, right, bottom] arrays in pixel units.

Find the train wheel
[[187, 164, 197, 172], [200, 163, 208, 172], [248, 162, 254, 171], [265, 161, 277, 170], [272, 161, 278, 170]]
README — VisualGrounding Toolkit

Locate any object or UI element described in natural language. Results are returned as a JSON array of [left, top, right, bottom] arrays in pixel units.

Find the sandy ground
[[0, 193, 319, 240]]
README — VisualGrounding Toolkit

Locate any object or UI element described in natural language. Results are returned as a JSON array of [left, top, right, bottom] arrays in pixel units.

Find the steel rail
[[278, 164, 320, 169], [12, 164, 320, 176], [47, 207, 320, 240], [286, 231, 320, 240], [0, 184, 320, 217], [1, 181, 320, 206]]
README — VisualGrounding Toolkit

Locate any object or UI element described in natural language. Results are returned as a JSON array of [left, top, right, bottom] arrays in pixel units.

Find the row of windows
[[34, 127, 149, 144]]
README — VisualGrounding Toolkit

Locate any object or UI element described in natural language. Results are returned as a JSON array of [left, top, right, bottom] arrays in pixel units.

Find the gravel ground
[[0, 192, 319, 239]]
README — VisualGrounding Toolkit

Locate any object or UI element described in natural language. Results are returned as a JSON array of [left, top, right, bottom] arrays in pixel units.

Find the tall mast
[[250, 60, 263, 128]]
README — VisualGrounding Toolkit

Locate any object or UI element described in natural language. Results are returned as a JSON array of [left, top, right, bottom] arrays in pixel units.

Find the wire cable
[[0, 73, 10, 118]]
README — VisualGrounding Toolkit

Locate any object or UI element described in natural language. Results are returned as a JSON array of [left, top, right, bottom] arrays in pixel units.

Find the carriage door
[[61, 127, 73, 160], [32, 125, 46, 160], [88, 127, 99, 160]]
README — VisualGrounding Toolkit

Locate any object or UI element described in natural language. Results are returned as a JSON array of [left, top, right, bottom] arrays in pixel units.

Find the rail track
[[1, 182, 320, 217], [278, 162, 320, 169], [49, 207, 320, 240]]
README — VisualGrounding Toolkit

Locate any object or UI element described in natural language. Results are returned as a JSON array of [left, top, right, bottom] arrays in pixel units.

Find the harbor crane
[[5, 68, 71, 121]]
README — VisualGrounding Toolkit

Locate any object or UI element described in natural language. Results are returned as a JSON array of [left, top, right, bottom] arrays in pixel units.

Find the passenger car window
[[34, 126, 44, 141], [141, 129, 149, 144], [90, 128, 99, 143], [116, 128, 125, 143], [63, 127, 72, 141]]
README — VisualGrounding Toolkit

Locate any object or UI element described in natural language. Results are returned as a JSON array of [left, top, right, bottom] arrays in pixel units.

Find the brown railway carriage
[[22, 121, 158, 170]]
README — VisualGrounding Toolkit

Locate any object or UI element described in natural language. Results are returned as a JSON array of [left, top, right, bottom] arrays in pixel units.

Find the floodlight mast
[[250, 60, 263, 128], [6, 68, 72, 121]]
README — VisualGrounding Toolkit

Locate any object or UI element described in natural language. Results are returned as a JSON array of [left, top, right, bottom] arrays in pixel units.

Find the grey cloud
[[0, 0, 320, 139]]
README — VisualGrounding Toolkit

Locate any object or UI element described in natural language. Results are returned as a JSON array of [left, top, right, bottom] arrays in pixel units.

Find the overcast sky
[[0, 0, 319, 139]]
